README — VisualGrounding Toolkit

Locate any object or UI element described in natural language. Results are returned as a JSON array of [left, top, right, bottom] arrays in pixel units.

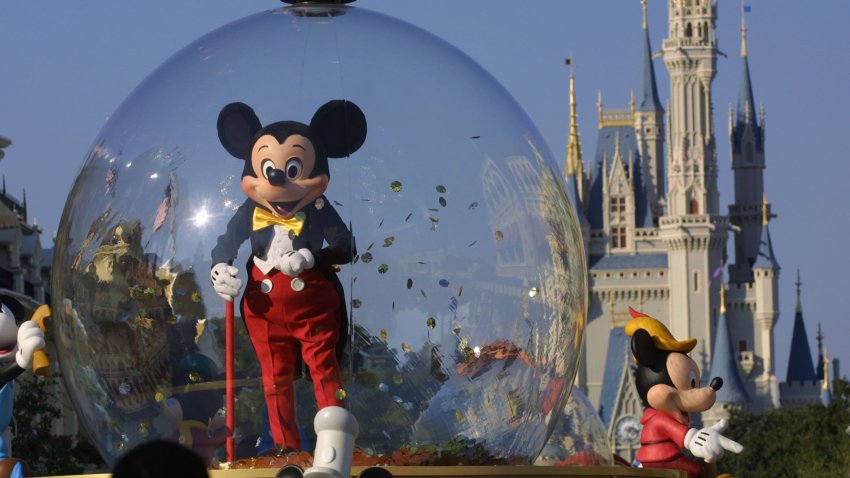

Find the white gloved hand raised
[[280, 248, 315, 277], [16, 321, 45, 369], [211, 263, 243, 302], [684, 419, 744, 463]]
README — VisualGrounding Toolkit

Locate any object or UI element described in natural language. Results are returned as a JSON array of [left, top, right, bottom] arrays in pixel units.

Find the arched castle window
[[685, 23, 693, 38], [689, 198, 699, 214]]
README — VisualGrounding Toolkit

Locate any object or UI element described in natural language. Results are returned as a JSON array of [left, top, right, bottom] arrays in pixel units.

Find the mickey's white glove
[[16, 321, 45, 369], [211, 263, 242, 302], [684, 419, 744, 463], [280, 248, 315, 278]]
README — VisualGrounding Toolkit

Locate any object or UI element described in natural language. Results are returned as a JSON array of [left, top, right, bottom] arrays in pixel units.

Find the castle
[[563, 1, 835, 462]]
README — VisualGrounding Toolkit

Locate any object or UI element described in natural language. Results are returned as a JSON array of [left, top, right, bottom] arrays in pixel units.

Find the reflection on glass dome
[[535, 386, 614, 467], [52, 4, 587, 466]]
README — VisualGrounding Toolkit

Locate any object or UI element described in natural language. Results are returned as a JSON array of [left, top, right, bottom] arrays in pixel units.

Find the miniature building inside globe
[[51, 3, 588, 467]]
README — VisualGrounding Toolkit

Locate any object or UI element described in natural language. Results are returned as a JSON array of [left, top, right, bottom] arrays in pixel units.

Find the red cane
[[225, 298, 235, 462]]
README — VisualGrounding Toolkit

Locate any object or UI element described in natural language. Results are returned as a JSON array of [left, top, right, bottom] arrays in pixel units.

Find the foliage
[[721, 378, 850, 478], [11, 374, 105, 476]]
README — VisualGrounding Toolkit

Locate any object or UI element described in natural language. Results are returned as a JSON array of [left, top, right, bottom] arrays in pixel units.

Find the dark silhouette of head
[[112, 440, 208, 478]]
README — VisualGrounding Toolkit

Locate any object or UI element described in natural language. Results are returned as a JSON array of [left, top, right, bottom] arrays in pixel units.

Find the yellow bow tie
[[252, 207, 305, 235]]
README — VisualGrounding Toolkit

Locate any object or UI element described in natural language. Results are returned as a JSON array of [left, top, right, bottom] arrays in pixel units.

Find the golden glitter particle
[[463, 347, 474, 360], [407, 278, 413, 289], [378, 264, 389, 274], [436, 185, 447, 193], [335, 388, 348, 400], [189, 372, 202, 383], [495, 230, 504, 241], [455, 410, 465, 422], [458, 286, 463, 296], [393, 374, 404, 385], [401, 342, 413, 353], [528, 287, 539, 298], [191, 291, 201, 303], [426, 317, 436, 329], [380, 329, 388, 341], [116, 442, 125, 450], [352, 299, 363, 308], [361, 252, 373, 263], [155, 392, 165, 403], [383, 236, 395, 247], [314, 197, 325, 210], [390, 181, 403, 192]]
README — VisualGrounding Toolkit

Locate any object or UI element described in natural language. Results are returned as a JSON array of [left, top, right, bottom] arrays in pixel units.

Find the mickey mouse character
[[0, 299, 47, 477], [626, 307, 743, 478], [211, 100, 366, 451]]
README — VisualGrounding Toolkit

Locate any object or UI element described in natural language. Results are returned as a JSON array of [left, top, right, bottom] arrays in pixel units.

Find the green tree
[[722, 379, 850, 477], [11, 374, 104, 476]]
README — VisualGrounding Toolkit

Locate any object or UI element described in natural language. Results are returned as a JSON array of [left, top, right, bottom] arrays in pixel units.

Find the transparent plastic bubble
[[534, 386, 614, 467], [52, 4, 587, 466]]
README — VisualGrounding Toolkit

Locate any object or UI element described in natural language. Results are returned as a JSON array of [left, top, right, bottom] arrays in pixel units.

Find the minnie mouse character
[[211, 100, 366, 451], [626, 307, 743, 478]]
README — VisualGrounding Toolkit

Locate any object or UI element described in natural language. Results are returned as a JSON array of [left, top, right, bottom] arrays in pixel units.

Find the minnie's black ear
[[217, 102, 262, 160], [310, 100, 367, 158], [630, 328, 658, 367]]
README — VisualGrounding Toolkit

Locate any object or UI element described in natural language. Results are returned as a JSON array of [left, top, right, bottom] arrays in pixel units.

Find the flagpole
[[225, 298, 235, 462]]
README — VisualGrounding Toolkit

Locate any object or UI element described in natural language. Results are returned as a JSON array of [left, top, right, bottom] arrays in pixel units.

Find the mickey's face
[[646, 352, 717, 424], [242, 134, 329, 220]]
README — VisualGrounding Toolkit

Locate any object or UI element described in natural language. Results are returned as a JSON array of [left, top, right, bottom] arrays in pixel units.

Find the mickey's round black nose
[[267, 168, 286, 186], [710, 377, 724, 391]]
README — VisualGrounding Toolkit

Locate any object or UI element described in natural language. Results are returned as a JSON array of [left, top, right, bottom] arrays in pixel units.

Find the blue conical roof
[[638, 26, 662, 112], [736, 55, 757, 127], [710, 305, 749, 404], [785, 305, 817, 383], [752, 223, 779, 270]]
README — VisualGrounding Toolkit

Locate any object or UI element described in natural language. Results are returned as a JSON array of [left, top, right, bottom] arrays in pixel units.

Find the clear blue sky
[[1, 0, 848, 384]]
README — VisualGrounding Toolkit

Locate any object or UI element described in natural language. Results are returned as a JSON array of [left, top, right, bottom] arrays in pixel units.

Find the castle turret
[[659, 0, 727, 366], [751, 194, 780, 407], [728, 5, 768, 284]]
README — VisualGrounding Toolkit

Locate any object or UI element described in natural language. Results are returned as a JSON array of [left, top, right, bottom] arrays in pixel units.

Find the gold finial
[[761, 192, 769, 225], [597, 90, 604, 129], [720, 285, 727, 314], [641, 0, 648, 30], [629, 88, 635, 113], [795, 269, 803, 314], [565, 55, 583, 177], [741, 1, 748, 57]]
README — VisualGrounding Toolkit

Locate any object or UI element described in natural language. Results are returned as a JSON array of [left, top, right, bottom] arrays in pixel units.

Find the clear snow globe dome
[[534, 386, 613, 467], [52, 3, 587, 467]]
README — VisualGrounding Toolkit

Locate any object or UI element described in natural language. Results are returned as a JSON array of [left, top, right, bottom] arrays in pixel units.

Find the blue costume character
[[0, 300, 47, 478]]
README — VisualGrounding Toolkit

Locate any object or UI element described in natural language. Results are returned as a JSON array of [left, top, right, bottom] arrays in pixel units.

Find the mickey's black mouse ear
[[218, 102, 262, 160], [630, 328, 659, 367], [310, 100, 367, 159]]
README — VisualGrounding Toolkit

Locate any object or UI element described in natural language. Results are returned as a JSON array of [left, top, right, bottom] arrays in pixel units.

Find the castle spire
[[736, 4, 757, 127], [710, 283, 750, 404], [637, 0, 662, 112], [816, 320, 826, 381], [741, 1, 748, 58], [786, 269, 816, 383]]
